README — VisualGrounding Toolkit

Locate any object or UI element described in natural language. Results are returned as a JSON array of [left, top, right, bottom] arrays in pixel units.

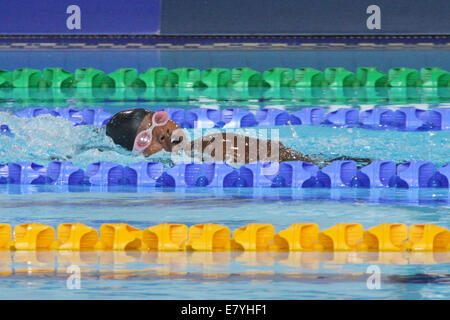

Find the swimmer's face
[[136, 113, 188, 156]]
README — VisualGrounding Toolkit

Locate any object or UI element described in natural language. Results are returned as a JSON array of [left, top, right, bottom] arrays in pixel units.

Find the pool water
[[0, 103, 449, 300], [0, 104, 449, 300], [0, 46, 449, 299], [0, 190, 449, 299]]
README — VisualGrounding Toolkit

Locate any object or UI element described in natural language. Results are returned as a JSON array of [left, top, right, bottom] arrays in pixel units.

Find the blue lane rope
[[12, 106, 450, 131], [0, 160, 448, 188], [3, 107, 449, 187]]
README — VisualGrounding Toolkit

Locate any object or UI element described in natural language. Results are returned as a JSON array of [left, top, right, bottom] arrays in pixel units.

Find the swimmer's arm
[[278, 143, 317, 164], [191, 133, 317, 164]]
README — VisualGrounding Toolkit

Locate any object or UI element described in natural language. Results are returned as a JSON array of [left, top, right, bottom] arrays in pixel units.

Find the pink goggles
[[133, 111, 169, 152]]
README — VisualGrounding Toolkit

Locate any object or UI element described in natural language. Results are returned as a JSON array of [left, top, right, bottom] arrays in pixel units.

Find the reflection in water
[[1, 250, 449, 295], [0, 185, 449, 207], [2, 250, 450, 277]]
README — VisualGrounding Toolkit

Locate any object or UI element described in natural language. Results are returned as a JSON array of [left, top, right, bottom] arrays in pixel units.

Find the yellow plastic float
[[0, 222, 447, 252]]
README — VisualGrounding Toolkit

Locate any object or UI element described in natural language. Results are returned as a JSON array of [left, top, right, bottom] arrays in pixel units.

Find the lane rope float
[[12, 106, 450, 131], [0, 160, 448, 188], [0, 222, 449, 252], [1, 67, 449, 89]]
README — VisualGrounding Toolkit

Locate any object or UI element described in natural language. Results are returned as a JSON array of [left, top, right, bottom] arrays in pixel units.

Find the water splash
[[0, 112, 448, 169]]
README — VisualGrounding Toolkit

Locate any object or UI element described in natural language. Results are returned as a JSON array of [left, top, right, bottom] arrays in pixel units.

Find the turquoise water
[[0, 190, 449, 299], [0, 105, 449, 299], [1, 250, 449, 299]]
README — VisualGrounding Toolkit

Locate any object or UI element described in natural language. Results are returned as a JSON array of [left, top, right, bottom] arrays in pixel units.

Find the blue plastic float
[[12, 106, 450, 131], [357, 160, 396, 188], [184, 108, 221, 128], [323, 108, 359, 127], [393, 107, 433, 131], [289, 107, 326, 125], [8, 162, 49, 184], [221, 108, 257, 128], [256, 109, 289, 127], [124, 161, 164, 187], [1, 160, 448, 188], [360, 108, 395, 129], [393, 161, 436, 188], [432, 164, 450, 188], [428, 108, 450, 130]]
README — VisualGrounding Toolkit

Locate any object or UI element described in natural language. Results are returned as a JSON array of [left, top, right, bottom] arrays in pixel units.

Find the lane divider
[[0, 222, 449, 252], [1, 67, 449, 88], [0, 160, 448, 188], [12, 106, 450, 131]]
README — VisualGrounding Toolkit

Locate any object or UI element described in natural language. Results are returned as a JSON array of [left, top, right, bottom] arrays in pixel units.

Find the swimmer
[[105, 108, 371, 166]]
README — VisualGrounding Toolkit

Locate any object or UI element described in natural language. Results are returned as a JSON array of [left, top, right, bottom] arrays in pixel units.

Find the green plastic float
[[167, 68, 204, 88], [291, 68, 325, 87], [201, 68, 231, 87], [420, 67, 450, 87], [74, 68, 115, 88], [356, 67, 388, 87], [324, 68, 359, 87], [108, 68, 145, 88], [43, 68, 75, 88], [139, 68, 169, 88], [263, 68, 294, 87], [229, 68, 266, 88], [388, 68, 421, 87], [12, 68, 43, 88], [0, 67, 447, 90], [0, 70, 12, 88]]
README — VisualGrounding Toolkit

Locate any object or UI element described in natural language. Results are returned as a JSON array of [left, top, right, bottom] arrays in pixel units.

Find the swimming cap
[[105, 108, 151, 151]]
